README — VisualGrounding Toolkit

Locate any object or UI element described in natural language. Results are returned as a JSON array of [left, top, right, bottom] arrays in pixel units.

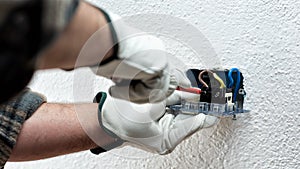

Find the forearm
[[37, 1, 114, 70], [9, 103, 114, 162]]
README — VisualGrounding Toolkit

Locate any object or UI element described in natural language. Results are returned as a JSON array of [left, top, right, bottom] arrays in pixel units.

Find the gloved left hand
[[92, 89, 219, 155]]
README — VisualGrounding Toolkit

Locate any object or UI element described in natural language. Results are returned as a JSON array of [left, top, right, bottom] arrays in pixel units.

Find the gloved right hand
[[89, 5, 179, 104], [91, 90, 219, 155]]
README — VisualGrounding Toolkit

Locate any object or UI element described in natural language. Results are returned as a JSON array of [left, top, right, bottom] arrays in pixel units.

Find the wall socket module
[[169, 101, 250, 118], [169, 68, 249, 119]]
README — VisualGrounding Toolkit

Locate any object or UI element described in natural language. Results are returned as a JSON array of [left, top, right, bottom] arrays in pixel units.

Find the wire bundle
[[198, 68, 241, 101], [198, 70, 226, 89]]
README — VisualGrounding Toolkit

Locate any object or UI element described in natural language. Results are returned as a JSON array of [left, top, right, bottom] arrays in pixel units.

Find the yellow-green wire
[[212, 73, 226, 89]]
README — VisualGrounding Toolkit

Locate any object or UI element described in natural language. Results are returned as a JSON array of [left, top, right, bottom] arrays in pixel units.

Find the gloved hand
[[92, 87, 219, 155], [90, 8, 177, 104]]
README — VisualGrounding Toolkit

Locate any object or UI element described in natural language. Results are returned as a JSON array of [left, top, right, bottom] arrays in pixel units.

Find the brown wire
[[198, 70, 214, 88]]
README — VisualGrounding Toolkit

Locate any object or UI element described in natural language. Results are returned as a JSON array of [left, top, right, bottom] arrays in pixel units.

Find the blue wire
[[228, 68, 241, 102]]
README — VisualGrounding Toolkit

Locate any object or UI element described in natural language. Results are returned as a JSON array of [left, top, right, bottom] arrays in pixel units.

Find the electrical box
[[170, 68, 249, 119]]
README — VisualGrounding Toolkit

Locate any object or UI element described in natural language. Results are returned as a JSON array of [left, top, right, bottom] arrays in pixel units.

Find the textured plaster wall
[[6, 0, 300, 169]]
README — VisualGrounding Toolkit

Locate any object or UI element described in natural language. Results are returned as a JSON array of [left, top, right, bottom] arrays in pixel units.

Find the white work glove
[[94, 90, 218, 155], [90, 8, 176, 103]]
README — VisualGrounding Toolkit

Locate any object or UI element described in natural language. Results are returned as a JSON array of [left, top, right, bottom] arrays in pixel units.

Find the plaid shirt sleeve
[[0, 89, 46, 168]]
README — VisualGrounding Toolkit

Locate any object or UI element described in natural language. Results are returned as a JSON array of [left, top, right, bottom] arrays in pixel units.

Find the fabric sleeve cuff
[[0, 88, 46, 167]]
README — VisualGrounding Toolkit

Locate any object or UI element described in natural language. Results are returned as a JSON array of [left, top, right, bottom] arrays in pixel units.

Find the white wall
[[6, 0, 300, 168]]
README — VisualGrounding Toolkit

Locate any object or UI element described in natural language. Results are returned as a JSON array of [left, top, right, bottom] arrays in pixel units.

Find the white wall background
[[6, 0, 300, 168]]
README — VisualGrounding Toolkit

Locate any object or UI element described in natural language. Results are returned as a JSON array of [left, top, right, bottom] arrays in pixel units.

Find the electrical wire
[[212, 73, 226, 88], [198, 70, 226, 89], [176, 87, 202, 94], [198, 70, 211, 88], [228, 68, 241, 102]]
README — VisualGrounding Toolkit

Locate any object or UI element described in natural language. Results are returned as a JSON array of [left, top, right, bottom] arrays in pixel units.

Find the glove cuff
[[90, 92, 124, 155], [96, 8, 119, 66]]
